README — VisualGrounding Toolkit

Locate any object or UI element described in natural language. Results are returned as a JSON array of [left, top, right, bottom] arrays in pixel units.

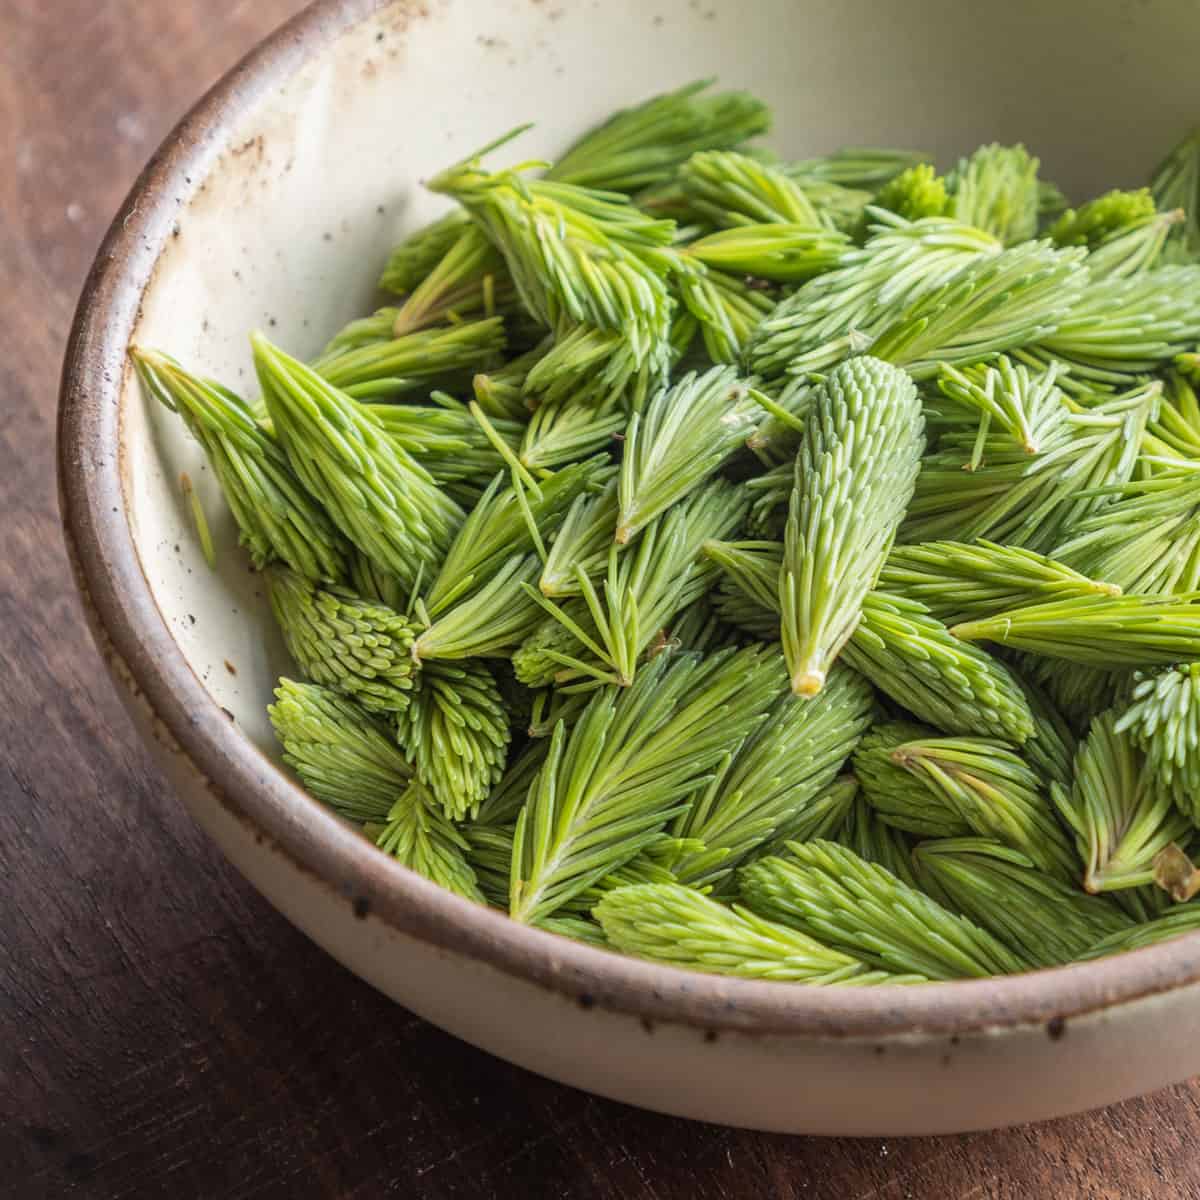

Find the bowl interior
[[126, 0, 1198, 757]]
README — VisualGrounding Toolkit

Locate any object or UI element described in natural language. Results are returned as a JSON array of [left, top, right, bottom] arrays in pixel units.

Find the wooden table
[[5, 2, 1200, 1195]]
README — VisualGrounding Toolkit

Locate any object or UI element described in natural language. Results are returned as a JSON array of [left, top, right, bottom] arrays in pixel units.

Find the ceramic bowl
[[59, 0, 1200, 1134]]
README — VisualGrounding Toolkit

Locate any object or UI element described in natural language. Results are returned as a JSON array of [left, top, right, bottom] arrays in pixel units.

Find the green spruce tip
[[548, 80, 771, 194], [912, 838, 1131, 969], [672, 260, 777, 366], [427, 160, 676, 388], [950, 593, 1200, 668], [424, 454, 611, 617], [714, 546, 1042, 742], [844, 591, 1036, 744], [511, 608, 591, 690], [886, 736, 1079, 882], [268, 679, 412, 824], [519, 400, 627, 472], [670, 664, 875, 888], [365, 393, 525, 506], [868, 238, 1089, 380], [1051, 468, 1200, 598], [472, 342, 547, 423], [382, 78, 770, 346], [415, 553, 546, 662], [780, 356, 924, 697], [1048, 188, 1158, 248], [375, 778, 486, 903], [853, 721, 967, 838], [267, 566, 418, 715], [871, 163, 948, 222], [878, 538, 1120, 628], [1116, 664, 1200, 824], [739, 841, 1027, 980], [593, 883, 913, 983], [946, 142, 1041, 246], [564, 850, 693, 918], [508, 645, 783, 926], [786, 146, 930, 190], [705, 539, 782, 612], [317, 306, 404, 356], [536, 915, 609, 947], [1008, 344, 1141, 399], [521, 324, 659, 412], [677, 149, 825, 228], [617, 365, 761, 544], [252, 332, 464, 593], [1085, 208, 1183, 280], [796, 179, 874, 235], [762, 773, 861, 855], [131, 347, 348, 583], [836, 791, 922, 892], [931, 354, 1068, 460], [539, 478, 620, 598], [1038, 265, 1200, 372], [1079, 904, 1200, 962], [683, 223, 849, 282], [312, 316, 507, 400], [389, 224, 513, 336], [670, 165, 850, 279], [901, 382, 1156, 555], [379, 210, 471, 294], [745, 212, 1002, 381], [1052, 710, 1193, 894], [522, 478, 746, 688], [397, 658, 511, 821]]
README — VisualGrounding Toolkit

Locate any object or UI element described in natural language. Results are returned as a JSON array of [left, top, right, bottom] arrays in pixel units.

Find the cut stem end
[[791, 670, 826, 698]]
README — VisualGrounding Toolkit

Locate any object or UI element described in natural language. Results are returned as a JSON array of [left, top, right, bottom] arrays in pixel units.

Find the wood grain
[[4, 1, 1200, 1196]]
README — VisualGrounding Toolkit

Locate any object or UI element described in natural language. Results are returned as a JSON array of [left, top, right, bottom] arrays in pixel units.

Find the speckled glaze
[[59, 0, 1200, 1133]]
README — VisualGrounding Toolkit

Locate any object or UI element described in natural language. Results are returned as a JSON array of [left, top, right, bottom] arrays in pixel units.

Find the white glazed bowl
[[60, 0, 1200, 1134]]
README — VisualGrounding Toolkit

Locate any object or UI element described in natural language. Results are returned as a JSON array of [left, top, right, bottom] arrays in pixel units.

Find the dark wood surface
[[5, 2, 1200, 1196]]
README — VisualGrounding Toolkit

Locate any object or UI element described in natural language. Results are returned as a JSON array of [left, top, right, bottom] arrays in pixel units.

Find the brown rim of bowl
[[57, 0, 1200, 1041]]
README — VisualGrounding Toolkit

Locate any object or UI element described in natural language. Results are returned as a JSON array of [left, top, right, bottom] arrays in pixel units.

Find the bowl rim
[[57, 0, 1200, 1041]]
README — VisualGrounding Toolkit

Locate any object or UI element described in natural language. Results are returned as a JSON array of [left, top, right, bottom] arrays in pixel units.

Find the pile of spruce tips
[[134, 80, 1200, 984]]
